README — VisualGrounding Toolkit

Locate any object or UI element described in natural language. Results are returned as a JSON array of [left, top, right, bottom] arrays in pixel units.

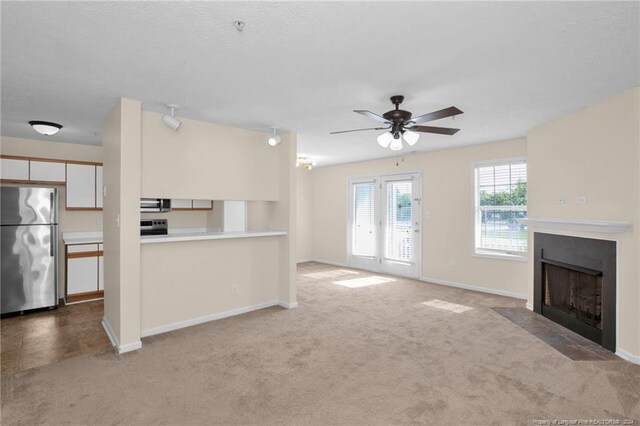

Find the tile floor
[[1, 300, 111, 374], [494, 307, 619, 361]]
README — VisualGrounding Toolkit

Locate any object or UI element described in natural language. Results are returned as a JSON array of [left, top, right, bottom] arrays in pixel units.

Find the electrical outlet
[[449, 263, 455, 271], [231, 286, 238, 295]]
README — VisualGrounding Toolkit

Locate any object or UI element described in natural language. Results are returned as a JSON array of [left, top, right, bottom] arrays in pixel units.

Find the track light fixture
[[267, 127, 281, 147], [29, 121, 62, 136], [162, 104, 182, 131]]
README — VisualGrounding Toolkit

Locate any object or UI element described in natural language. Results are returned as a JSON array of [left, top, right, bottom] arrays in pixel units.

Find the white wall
[[140, 111, 279, 201], [527, 87, 640, 359], [102, 98, 142, 352], [307, 139, 528, 298], [296, 168, 313, 262], [138, 112, 297, 333]]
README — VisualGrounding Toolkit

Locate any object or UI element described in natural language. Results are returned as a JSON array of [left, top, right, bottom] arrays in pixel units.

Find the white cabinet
[[30, 160, 66, 183], [171, 199, 193, 209], [67, 257, 98, 295], [0, 158, 29, 181], [98, 256, 104, 291], [66, 243, 102, 301], [66, 163, 97, 209], [95, 166, 103, 208], [193, 199, 213, 209], [224, 201, 247, 232]]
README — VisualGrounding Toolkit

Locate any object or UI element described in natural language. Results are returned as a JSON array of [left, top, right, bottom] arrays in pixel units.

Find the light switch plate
[[576, 195, 587, 204]]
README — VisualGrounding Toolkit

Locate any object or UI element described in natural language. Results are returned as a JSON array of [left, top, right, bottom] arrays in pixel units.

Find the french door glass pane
[[353, 183, 375, 257], [385, 181, 412, 262]]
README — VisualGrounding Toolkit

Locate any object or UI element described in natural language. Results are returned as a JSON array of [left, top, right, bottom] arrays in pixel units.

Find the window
[[474, 160, 527, 257], [352, 181, 376, 257]]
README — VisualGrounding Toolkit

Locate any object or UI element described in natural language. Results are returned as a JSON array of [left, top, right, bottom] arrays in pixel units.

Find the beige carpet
[[2, 262, 639, 425]]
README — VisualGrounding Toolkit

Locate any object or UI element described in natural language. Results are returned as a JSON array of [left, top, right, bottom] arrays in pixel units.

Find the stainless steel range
[[140, 219, 168, 236]]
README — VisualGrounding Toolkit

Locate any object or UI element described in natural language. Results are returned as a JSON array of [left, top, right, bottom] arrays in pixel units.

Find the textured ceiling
[[1, 2, 639, 166]]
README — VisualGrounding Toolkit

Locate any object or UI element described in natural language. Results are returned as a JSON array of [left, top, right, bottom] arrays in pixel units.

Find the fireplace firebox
[[533, 233, 616, 351]]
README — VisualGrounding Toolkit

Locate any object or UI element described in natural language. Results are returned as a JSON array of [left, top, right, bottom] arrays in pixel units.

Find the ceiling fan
[[330, 95, 463, 151]]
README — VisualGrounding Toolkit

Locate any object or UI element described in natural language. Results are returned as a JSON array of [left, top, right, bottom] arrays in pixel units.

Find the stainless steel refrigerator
[[1, 187, 58, 315]]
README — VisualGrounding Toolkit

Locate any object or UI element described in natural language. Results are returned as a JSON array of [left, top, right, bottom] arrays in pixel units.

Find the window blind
[[352, 182, 376, 257], [475, 162, 527, 254], [385, 181, 413, 262]]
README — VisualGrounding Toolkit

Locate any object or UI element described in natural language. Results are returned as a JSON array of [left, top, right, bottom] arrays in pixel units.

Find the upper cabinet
[[192, 199, 213, 209], [95, 166, 103, 209], [30, 160, 66, 183], [0, 157, 29, 181], [66, 163, 101, 210], [171, 199, 213, 210], [0, 155, 103, 210]]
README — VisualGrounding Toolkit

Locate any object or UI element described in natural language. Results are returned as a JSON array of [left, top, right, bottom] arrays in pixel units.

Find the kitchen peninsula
[[101, 99, 296, 354]]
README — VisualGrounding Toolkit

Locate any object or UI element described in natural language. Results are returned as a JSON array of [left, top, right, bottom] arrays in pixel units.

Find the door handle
[[50, 225, 55, 256], [50, 192, 54, 222], [414, 229, 420, 233]]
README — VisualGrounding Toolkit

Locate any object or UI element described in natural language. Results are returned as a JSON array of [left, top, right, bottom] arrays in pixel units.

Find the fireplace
[[534, 233, 616, 351]]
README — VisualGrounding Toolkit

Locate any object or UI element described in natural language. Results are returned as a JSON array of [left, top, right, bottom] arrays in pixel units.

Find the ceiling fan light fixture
[[29, 121, 62, 136], [389, 138, 403, 151], [402, 130, 420, 146], [267, 127, 281, 147], [377, 132, 392, 148]]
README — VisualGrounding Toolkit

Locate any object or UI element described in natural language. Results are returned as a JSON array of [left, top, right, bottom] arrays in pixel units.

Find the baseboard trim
[[296, 259, 313, 264], [279, 301, 298, 309], [309, 258, 348, 268], [102, 317, 118, 348], [525, 302, 533, 311], [420, 276, 527, 300], [102, 317, 143, 354], [616, 348, 640, 365], [118, 340, 142, 354], [140, 300, 281, 338]]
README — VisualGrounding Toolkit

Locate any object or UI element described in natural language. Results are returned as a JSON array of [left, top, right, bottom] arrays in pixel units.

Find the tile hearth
[[494, 307, 620, 361]]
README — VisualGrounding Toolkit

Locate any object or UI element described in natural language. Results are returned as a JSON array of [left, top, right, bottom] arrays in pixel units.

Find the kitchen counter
[[62, 231, 103, 245], [140, 230, 287, 244]]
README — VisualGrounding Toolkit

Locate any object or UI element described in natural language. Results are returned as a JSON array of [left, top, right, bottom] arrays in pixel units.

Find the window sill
[[473, 251, 528, 262]]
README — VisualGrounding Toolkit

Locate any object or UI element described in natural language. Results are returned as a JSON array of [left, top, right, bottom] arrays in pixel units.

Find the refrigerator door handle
[[50, 192, 54, 223], [50, 225, 55, 256]]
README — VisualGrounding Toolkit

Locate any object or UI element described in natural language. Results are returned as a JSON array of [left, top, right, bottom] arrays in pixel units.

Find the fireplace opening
[[534, 233, 615, 351]]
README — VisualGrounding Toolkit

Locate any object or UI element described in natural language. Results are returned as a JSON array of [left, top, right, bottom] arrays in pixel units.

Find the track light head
[[162, 104, 182, 131], [267, 127, 281, 147]]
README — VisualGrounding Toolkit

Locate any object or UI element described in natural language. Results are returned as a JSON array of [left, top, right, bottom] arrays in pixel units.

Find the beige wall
[[140, 237, 281, 332], [140, 111, 280, 201], [527, 87, 640, 358], [296, 168, 313, 262], [309, 139, 528, 298], [1, 136, 104, 298], [102, 98, 142, 351], [138, 115, 297, 332]]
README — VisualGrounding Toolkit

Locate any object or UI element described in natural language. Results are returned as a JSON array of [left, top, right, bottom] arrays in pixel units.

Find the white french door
[[348, 173, 421, 278]]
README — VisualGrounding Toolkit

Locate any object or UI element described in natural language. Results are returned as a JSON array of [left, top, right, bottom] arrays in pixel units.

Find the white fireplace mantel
[[518, 217, 632, 233]]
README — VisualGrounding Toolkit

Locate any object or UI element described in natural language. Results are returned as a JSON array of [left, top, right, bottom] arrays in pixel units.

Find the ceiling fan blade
[[354, 110, 391, 124], [330, 126, 389, 135], [409, 125, 460, 135], [408, 106, 463, 125]]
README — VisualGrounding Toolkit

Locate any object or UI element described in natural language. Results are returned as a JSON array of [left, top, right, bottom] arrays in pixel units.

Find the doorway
[[347, 173, 421, 278]]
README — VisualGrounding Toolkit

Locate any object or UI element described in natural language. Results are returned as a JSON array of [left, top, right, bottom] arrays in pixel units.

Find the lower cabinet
[[66, 243, 104, 303]]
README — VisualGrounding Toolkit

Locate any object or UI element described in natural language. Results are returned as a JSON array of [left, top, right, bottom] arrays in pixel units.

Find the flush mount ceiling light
[[29, 121, 62, 136], [162, 104, 182, 131], [267, 127, 281, 147], [296, 156, 316, 170]]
